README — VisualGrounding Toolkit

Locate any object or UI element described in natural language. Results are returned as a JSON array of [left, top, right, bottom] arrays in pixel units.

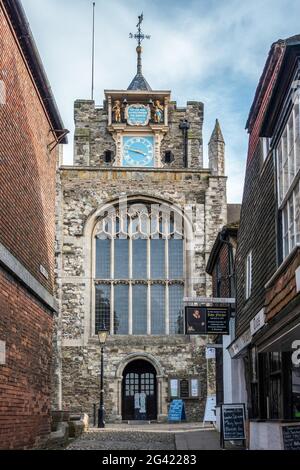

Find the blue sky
[[22, 0, 300, 202]]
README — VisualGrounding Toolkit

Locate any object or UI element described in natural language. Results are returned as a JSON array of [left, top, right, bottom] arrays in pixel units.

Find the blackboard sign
[[282, 425, 300, 450], [221, 404, 246, 441], [206, 307, 229, 334], [185, 306, 229, 335], [168, 400, 186, 422]]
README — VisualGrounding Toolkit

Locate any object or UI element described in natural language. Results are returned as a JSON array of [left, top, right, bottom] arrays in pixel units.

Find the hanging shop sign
[[185, 306, 229, 335]]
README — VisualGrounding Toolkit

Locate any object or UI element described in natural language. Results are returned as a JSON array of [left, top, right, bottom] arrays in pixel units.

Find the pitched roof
[[128, 73, 152, 91], [2, 0, 67, 143]]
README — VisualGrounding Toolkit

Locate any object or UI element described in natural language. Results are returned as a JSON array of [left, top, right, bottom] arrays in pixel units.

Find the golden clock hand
[[128, 148, 146, 156]]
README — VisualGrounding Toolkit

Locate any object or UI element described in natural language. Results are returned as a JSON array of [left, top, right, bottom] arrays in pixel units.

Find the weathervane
[[129, 13, 151, 47], [129, 13, 150, 77]]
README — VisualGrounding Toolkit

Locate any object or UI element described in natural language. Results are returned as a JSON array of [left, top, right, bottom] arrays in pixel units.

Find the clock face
[[122, 136, 154, 167]]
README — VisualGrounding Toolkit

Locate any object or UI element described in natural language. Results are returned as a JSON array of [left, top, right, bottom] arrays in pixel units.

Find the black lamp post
[[179, 119, 190, 168], [97, 323, 108, 428]]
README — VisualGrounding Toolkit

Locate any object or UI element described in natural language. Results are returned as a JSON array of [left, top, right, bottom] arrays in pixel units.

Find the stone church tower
[[54, 16, 227, 423]]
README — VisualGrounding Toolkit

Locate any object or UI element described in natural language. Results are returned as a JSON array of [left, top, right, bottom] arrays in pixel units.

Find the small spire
[[209, 119, 225, 144], [128, 13, 152, 91]]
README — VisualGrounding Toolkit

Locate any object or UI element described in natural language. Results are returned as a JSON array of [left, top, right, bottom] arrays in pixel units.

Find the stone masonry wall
[[54, 167, 227, 421], [62, 336, 208, 423], [73, 100, 204, 169]]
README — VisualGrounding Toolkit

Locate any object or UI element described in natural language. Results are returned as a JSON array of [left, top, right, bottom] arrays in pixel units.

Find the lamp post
[[179, 119, 190, 168], [97, 323, 108, 428]]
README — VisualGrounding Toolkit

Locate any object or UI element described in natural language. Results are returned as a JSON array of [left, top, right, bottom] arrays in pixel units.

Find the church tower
[[54, 15, 227, 423]]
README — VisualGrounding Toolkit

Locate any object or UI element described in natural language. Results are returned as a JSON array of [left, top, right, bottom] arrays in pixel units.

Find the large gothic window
[[94, 202, 185, 335]]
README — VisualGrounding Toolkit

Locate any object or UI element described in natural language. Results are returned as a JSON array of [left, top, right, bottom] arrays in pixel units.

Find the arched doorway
[[122, 360, 157, 421]]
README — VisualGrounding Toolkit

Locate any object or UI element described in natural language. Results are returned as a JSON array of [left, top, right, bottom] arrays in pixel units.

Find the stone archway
[[115, 352, 167, 422]]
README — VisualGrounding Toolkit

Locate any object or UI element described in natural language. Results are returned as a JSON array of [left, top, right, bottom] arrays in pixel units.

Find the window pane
[[151, 284, 165, 334], [95, 284, 110, 333], [288, 114, 295, 185], [289, 196, 295, 251], [169, 284, 184, 334], [282, 132, 288, 196], [295, 101, 300, 172], [114, 239, 129, 279], [151, 239, 165, 278], [132, 285, 147, 335], [295, 183, 300, 244], [114, 285, 129, 334], [277, 144, 283, 203], [169, 239, 183, 279], [96, 239, 111, 279], [132, 239, 147, 279], [283, 205, 289, 258]]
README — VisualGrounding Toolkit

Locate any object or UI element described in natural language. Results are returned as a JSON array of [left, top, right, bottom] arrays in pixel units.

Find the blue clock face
[[122, 136, 154, 167]]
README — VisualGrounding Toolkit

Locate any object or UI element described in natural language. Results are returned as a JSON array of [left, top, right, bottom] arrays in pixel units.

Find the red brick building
[[0, 0, 67, 449]]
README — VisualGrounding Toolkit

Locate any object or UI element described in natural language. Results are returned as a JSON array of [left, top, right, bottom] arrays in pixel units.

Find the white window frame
[[245, 251, 252, 300], [276, 93, 300, 260]]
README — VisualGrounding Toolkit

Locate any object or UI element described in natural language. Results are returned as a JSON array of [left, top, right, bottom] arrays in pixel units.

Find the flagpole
[[91, 2, 95, 100]]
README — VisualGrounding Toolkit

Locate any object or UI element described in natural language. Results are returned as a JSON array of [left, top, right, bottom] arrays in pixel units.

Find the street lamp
[[97, 323, 109, 428], [179, 119, 190, 168]]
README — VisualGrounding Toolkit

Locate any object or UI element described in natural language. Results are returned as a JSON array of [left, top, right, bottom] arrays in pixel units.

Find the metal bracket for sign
[[183, 297, 235, 305]]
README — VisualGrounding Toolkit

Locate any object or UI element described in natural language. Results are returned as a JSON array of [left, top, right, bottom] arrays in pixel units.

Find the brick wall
[[0, 5, 59, 294], [0, 2, 60, 449], [0, 267, 53, 449]]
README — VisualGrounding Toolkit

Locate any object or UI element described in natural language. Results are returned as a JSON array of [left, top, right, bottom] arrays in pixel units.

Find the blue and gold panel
[[122, 135, 154, 167]]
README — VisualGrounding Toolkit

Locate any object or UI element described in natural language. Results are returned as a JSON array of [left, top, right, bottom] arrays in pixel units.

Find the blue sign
[[168, 400, 186, 422], [126, 104, 150, 126]]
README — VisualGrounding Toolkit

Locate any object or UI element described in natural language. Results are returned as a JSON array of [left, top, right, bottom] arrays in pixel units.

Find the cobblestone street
[[66, 425, 220, 451]]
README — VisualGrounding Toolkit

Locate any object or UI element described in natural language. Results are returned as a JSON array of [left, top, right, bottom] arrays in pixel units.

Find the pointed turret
[[209, 119, 225, 176], [128, 14, 152, 91]]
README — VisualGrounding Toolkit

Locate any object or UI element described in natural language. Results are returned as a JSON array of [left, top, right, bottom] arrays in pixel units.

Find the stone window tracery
[[94, 202, 185, 335]]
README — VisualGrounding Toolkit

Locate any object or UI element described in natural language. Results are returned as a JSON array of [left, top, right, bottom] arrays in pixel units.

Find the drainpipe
[[179, 119, 190, 168]]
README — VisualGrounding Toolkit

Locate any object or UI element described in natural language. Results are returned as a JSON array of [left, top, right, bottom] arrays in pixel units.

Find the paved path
[[175, 430, 220, 450], [66, 424, 220, 451]]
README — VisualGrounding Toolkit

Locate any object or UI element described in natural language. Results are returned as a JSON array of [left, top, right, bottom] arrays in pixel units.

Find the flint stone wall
[[54, 167, 226, 422]]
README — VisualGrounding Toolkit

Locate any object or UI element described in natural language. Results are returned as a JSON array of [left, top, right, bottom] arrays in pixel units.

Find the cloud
[[21, 0, 300, 202]]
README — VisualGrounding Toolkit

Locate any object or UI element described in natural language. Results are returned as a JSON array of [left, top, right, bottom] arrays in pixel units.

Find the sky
[[21, 0, 300, 203]]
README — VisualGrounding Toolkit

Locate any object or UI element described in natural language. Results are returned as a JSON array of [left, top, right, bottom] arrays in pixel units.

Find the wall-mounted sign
[[206, 347, 216, 360], [126, 104, 150, 126], [250, 308, 266, 336], [170, 379, 179, 398], [191, 379, 199, 397], [185, 306, 229, 335], [228, 328, 252, 358]]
